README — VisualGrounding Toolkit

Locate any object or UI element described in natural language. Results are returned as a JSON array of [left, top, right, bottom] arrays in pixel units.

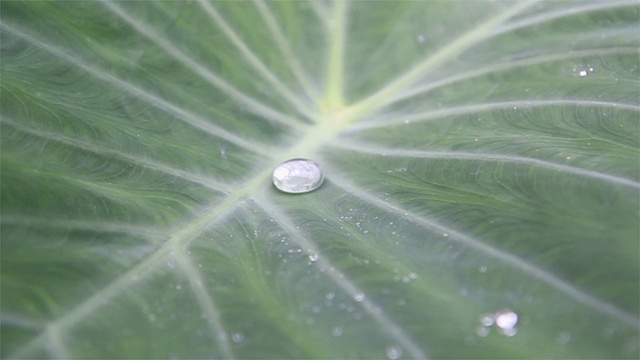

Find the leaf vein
[[325, 171, 640, 329]]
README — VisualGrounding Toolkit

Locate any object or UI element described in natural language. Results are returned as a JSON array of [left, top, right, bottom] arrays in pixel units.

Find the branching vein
[[2, 118, 231, 193], [329, 141, 640, 189], [0, 23, 273, 155], [253, 195, 430, 360], [197, 0, 317, 121], [253, 0, 320, 100], [99, 0, 306, 131], [325, 169, 640, 330]]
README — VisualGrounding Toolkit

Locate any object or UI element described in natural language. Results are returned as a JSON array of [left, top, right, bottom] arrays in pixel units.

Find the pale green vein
[[10, 197, 243, 358], [493, 0, 640, 37], [253, 0, 320, 100], [9, 163, 280, 358], [322, 0, 348, 111], [197, 0, 316, 121], [308, 0, 330, 28], [99, 0, 305, 132], [349, 99, 640, 131], [11, 256, 161, 359], [0, 313, 43, 330], [1, 215, 164, 242], [0, 23, 272, 155], [325, 171, 640, 330], [45, 324, 71, 360], [329, 141, 640, 189], [8, 101, 360, 359], [347, 0, 539, 119], [173, 249, 235, 359], [385, 47, 640, 107], [2, 118, 231, 193], [253, 195, 429, 360]]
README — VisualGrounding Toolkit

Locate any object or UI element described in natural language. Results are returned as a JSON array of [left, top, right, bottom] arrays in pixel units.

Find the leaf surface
[[1, 1, 639, 358]]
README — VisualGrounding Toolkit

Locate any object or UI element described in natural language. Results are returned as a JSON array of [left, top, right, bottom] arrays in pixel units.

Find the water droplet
[[478, 265, 487, 273], [354, 293, 365, 302], [331, 326, 343, 337], [495, 309, 518, 336], [231, 331, 244, 343], [480, 314, 494, 327], [386, 345, 403, 360], [557, 331, 572, 344], [308, 253, 318, 262], [272, 159, 324, 194], [476, 325, 490, 337], [416, 34, 426, 44], [495, 310, 518, 330]]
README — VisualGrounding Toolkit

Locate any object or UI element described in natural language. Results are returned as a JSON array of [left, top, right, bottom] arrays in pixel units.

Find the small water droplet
[[272, 159, 324, 194], [354, 293, 365, 302], [480, 314, 494, 327], [476, 325, 490, 337], [557, 331, 572, 344], [331, 326, 343, 337], [231, 331, 244, 343], [478, 265, 487, 273], [308, 253, 318, 262], [416, 34, 426, 44], [386, 345, 403, 360]]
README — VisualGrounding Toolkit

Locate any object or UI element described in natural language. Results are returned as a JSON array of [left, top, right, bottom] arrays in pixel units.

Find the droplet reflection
[[386, 345, 403, 360], [272, 159, 324, 194]]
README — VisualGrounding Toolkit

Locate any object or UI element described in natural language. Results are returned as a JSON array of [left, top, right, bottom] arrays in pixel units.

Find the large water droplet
[[495, 310, 518, 330], [495, 309, 518, 336], [272, 159, 324, 194]]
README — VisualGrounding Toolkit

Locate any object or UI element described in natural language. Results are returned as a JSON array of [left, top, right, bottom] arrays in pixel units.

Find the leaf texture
[[1, 1, 639, 359]]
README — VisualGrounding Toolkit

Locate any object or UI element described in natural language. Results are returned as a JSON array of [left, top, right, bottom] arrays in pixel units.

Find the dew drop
[[386, 345, 403, 360], [308, 253, 319, 262], [354, 292, 365, 302], [557, 331, 572, 344], [231, 331, 244, 343], [272, 159, 324, 194], [495, 309, 518, 336], [495, 310, 518, 330], [480, 314, 494, 327], [331, 326, 343, 337], [476, 325, 490, 337]]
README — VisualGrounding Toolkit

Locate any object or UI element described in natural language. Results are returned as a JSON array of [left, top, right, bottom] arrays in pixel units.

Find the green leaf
[[2, 1, 638, 358]]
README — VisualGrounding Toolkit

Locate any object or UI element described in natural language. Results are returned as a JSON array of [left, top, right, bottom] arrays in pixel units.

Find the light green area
[[1, 1, 639, 359]]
